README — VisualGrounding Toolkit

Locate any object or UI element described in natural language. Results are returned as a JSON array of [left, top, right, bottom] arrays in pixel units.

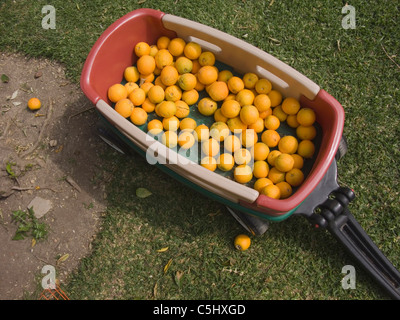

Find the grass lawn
[[1, 0, 399, 300]]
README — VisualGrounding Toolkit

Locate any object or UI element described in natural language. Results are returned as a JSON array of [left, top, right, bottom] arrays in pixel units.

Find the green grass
[[1, 0, 399, 300]]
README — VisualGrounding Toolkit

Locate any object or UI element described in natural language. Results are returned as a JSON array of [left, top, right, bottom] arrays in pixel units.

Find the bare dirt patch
[[0, 52, 110, 299]]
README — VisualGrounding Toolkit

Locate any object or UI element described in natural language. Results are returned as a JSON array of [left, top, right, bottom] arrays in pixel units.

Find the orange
[[258, 108, 272, 120], [268, 89, 283, 107], [253, 94, 271, 112], [248, 117, 264, 133], [264, 115, 280, 130], [296, 125, 317, 140], [155, 100, 177, 118], [210, 122, 230, 142], [164, 85, 182, 102], [234, 148, 252, 165], [198, 51, 216, 66], [202, 138, 220, 157], [286, 114, 300, 128], [141, 98, 156, 113], [267, 167, 285, 184], [227, 76, 245, 94], [134, 41, 151, 57], [272, 105, 288, 122], [267, 150, 282, 166], [108, 83, 128, 103], [157, 36, 170, 50], [276, 181, 293, 199], [234, 165, 253, 184], [278, 135, 298, 154], [174, 100, 190, 118], [147, 85, 165, 104], [240, 129, 258, 148], [175, 56, 193, 74], [198, 97, 217, 116], [253, 160, 269, 179], [114, 98, 133, 118], [125, 81, 139, 95], [223, 134, 241, 153], [160, 65, 179, 86], [162, 130, 178, 148], [252, 142, 270, 161], [261, 184, 281, 199], [27, 97, 41, 111], [218, 70, 234, 83], [191, 59, 202, 74], [207, 81, 229, 101], [240, 105, 259, 125], [297, 140, 315, 158], [140, 73, 155, 86], [197, 65, 218, 85], [128, 88, 146, 106], [255, 78, 272, 94], [281, 97, 301, 115], [155, 49, 174, 69], [147, 119, 163, 135], [200, 156, 217, 171], [177, 73, 197, 91], [217, 153, 235, 172], [179, 117, 197, 132], [243, 72, 259, 89], [227, 116, 247, 133], [136, 55, 156, 76], [234, 234, 251, 251], [163, 116, 180, 131], [149, 45, 158, 57], [154, 76, 167, 90], [168, 37, 186, 57], [184, 42, 202, 60], [194, 124, 210, 142], [235, 89, 255, 106], [261, 129, 280, 148], [291, 154, 304, 169], [124, 66, 140, 83], [130, 107, 148, 126], [178, 131, 195, 149], [253, 177, 273, 193], [220, 99, 241, 119], [285, 168, 304, 187], [182, 89, 199, 105], [297, 108, 316, 126], [274, 153, 294, 172], [214, 108, 228, 123]]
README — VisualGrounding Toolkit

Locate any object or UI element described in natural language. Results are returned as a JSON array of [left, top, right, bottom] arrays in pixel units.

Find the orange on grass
[[253, 177, 273, 193], [235, 89, 255, 106], [274, 153, 295, 173], [197, 65, 218, 85], [223, 134, 241, 153], [200, 156, 217, 172], [160, 65, 179, 86], [178, 131, 195, 149], [162, 130, 178, 148], [202, 138, 220, 157], [134, 41, 151, 57], [285, 168, 304, 187], [281, 97, 301, 115], [268, 89, 283, 107], [177, 73, 197, 91], [255, 78, 272, 94], [128, 88, 146, 106], [253, 160, 269, 179], [297, 108, 316, 126], [210, 121, 230, 142], [217, 153, 235, 172], [184, 42, 202, 60], [168, 37, 186, 56], [240, 105, 259, 126], [108, 83, 128, 103], [267, 149, 282, 166], [147, 85, 165, 104], [147, 119, 164, 135], [296, 125, 317, 141], [130, 107, 148, 126], [194, 124, 210, 142], [174, 100, 190, 118], [243, 72, 259, 89], [254, 94, 271, 113], [198, 51, 216, 66], [297, 140, 315, 158], [198, 97, 217, 116], [221, 99, 241, 119], [261, 129, 280, 148], [136, 55, 156, 76], [227, 76, 245, 94], [182, 89, 199, 105], [27, 97, 41, 111], [141, 98, 156, 113], [124, 66, 140, 83], [207, 81, 229, 101], [234, 234, 251, 251], [175, 56, 193, 74], [155, 100, 177, 118], [234, 164, 253, 184], [162, 116, 180, 131], [267, 167, 285, 184], [179, 117, 197, 132], [157, 36, 170, 50], [155, 49, 174, 69], [114, 99, 133, 118], [276, 181, 293, 199], [264, 115, 280, 130], [164, 85, 182, 102], [261, 184, 281, 199], [278, 135, 298, 154]]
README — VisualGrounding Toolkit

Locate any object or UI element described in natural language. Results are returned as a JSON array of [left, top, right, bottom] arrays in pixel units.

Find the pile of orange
[[107, 36, 318, 200]]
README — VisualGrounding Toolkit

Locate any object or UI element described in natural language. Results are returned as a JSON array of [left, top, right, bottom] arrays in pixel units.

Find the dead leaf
[[136, 187, 152, 198], [163, 259, 173, 274], [57, 253, 69, 264], [157, 247, 169, 253], [175, 271, 184, 286], [153, 282, 158, 298], [31, 238, 36, 248]]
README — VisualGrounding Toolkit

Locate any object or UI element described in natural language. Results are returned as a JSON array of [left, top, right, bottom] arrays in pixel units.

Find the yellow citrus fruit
[[278, 135, 299, 154], [214, 108, 228, 123], [234, 164, 253, 184], [296, 125, 317, 141], [200, 156, 217, 171], [210, 121, 230, 142], [157, 36, 170, 50], [261, 129, 280, 148], [217, 153, 235, 172], [139, 73, 155, 85], [253, 178, 273, 193], [234, 234, 251, 251], [164, 85, 182, 102], [194, 124, 210, 142], [281, 97, 301, 115], [149, 44, 158, 57], [197, 66, 218, 85], [162, 130, 178, 148], [276, 181, 293, 199], [254, 94, 271, 112], [286, 114, 300, 128], [267, 149, 282, 166], [236, 89, 255, 106], [252, 142, 270, 161], [147, 85, 165, 104], [191, 59, 202, 74], [108, 83, 128, 103], [272, 105, 288, 122], [184, 42, 202, 60], [227, 76, 245, 94], [258, 108, 272, 120], [208, 81, 229, 101], [255, 78, 272, 94], [128, 88, 146, 106], [160, 65, 179, 86], [168, 37, 186, 57], [297, 108, 316, 126], [223, 134, 241, 153], [178, 131, 195, 149], [198, 51, 216, 66], [248, 117, 264, 133], [124, 66, 140, 83], [136, 55, 156, 76], [114, 98, 133, 118], [291, 154, 304, 169], [174, 100, 190, 118], [130, 107, 148, 126], [155, 49, 174, 69], [274, 153, 295, 172], [142, 98, 156, 113], [218, 70, 234, 83], [181, 89, 199, 106], [234, 148, 252, 165], [177, 73, 197, 91], [240, 105, 259, 126], [154, 76, 167, 90], [285, 168, 304, 187], [155, 100, 177, 118], [220, 99, 241, 119], [267, 167, 285, 184], [134, 41, 151, 57], [240, 129, 258, 148], [297, 140, 315, 158], [261, 184, 281, 199], [253, 160, 269, 179], [27, 97, 41, 111], [268, 89, 283, 107], [243, 73, 259, 89], [179, 117, 197, 132], [163, 116, 180, 131], [125, 81, 139, 95], [227, 116, 247, 133], [147, 119, 163, 135], [264, 115, 280, 130], [198, 97, 217, 116], [175, 56, 193, 74], [202, 138, 220, 157]]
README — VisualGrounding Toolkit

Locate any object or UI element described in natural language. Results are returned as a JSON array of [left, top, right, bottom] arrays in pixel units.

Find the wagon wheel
[[335, 135, 348, 161]]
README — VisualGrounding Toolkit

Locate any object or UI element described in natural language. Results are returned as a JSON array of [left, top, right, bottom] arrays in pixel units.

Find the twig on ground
[[67, 106, 95, 124], [381, 43, 400, 69]]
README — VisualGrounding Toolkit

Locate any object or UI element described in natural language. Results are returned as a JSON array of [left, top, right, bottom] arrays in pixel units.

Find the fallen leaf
[[10, 90, 18, 100], [31, 238, 36, 248], [175, 271, 184, 286], [163, 259, 173, 274], [57, 253, 69, 264], [157, 247, 169, 253], [1, 74, 9, 83], [136, 187, 152, 198]]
